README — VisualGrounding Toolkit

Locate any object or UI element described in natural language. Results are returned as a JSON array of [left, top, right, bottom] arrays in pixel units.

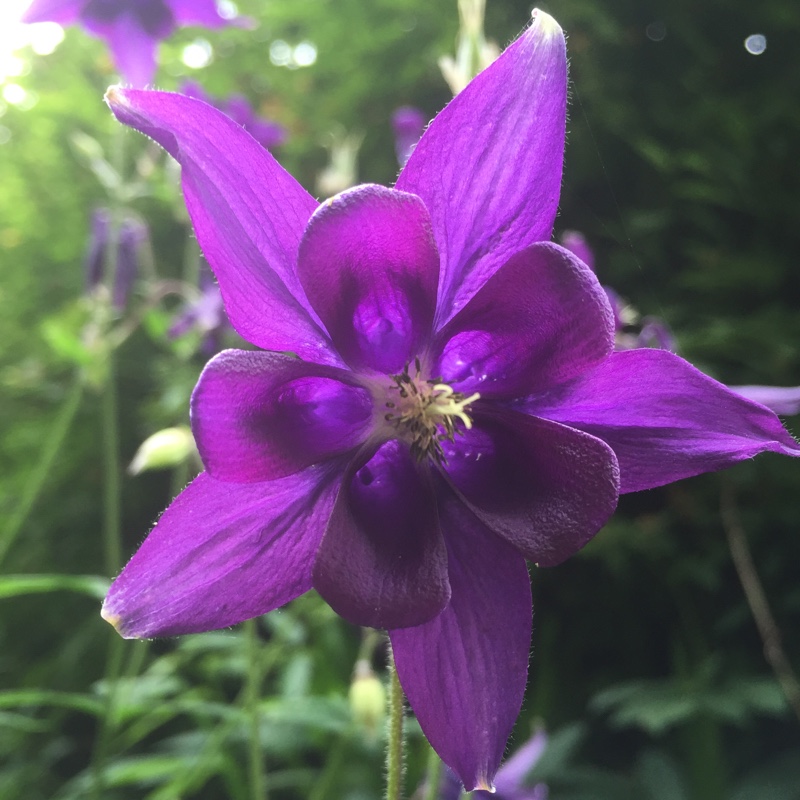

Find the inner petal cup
[[312, 441, 450, 629], [297, 185, 440, 374], [432, 242, 614, 400], [441, 409, 619, 567], [192, 350, 373, 483]]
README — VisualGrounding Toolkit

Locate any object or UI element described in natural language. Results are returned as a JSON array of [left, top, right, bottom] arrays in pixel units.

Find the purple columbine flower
[[392, 105, 426, 167], [181, 80, 286, 150], [22, 0, 241, 87], [100, 10, 800, 791]]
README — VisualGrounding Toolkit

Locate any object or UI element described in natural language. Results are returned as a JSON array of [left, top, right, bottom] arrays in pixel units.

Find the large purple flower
[[22, 0, 239, 87], [100, 11, 800, 791]]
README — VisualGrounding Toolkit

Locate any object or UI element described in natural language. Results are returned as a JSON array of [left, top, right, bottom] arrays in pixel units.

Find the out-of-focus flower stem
[[720, 482, 800, 723], [0, 376, 84, 567], [386, 651, 406, 800], [423, 746, 444, 800], [245, 617, 269, 800]]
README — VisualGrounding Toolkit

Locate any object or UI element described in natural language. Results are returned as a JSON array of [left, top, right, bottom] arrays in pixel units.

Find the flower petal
[[104, 15, 160, 88], [433, 243, 614, 399], [105, 88, 336, 363], [168, 0, 231, 27], [390, 492, 531, 792], [297, 185, 439, 373], [442, 409, 619, 566], [493, 729, 548, 794], [102, 466, 342, 638], [396, 11, 567, 325], [312, 441, 449, 629], [21, 0, 82, 25], [192, 350, 373, 482], [530, 349, 800, 493]]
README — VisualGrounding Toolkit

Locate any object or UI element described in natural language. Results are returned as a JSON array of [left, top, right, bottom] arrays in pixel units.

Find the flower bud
[[348, 659, 385, 737], [128, 426, 195, 475]]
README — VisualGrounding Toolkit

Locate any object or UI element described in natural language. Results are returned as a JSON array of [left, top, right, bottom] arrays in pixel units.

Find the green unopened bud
[[348, 659, 386, 737], [128, 426, 195, 475]]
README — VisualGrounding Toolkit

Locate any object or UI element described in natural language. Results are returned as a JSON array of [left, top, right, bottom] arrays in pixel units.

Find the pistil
[[383, 359, 480, 462]]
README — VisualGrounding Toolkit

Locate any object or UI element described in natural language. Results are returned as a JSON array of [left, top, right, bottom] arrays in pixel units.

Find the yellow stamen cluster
[[384, 359, 480, 463]]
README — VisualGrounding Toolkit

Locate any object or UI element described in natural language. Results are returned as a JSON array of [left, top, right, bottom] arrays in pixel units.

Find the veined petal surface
[[297, 185, 439, 373], [433, 243, 613, 399], [530, 349, 800, 493], [442, 410, 619, 566], [312, 441, 449, 629], [102, 466, 343, 638], [397, 10, 567, 325], [191, 350, 373, 482], [390, 493, 531, 792], [105, 89, 336, 363]]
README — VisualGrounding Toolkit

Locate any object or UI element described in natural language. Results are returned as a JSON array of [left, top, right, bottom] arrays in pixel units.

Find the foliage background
[[1, 0, 799, 798]]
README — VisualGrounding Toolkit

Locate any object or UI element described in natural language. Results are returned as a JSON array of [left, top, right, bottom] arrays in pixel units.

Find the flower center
[[382, 358, 480, 463]]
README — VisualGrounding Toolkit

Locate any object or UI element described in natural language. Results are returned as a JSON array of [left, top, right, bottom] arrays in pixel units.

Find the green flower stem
[[101, 354, 122, 576], [245, 618, 268, 800], [386, 650, 406, 800], [308, 735, 347, 800], [0, 375, 84, 567], [423, 745, 444, 800]]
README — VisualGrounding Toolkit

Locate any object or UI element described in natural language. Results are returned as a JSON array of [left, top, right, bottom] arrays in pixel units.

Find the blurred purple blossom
[[101, 10, 800, 791], [85, 207, 111, 292], [435, 730, 549, 799], [392, 105, 426, 167], [169, 259, 230, 354], [84, 208, 148, 310], [181, 81, 286, 149], [22, 0, 242, 87]]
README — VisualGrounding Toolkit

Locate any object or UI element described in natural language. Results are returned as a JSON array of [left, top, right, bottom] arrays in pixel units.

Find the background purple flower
[[392, 105, 426, 167], [99, 10, 800, 792], [22, 0, 240, 87], [168, 258, 231, 354]]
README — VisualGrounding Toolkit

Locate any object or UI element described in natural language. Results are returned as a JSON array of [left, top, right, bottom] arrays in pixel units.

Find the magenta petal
[[21, 0, 82, 25], [433, 243, 614, 399], [442, 410, 619, 567], [191, 350, 373, 482], [169, 0, 230, 27], [390, 493, 531, 792], [531, 349, 800, 493], [312, 441, 449, 628], [105, 88, 336, 363], [396, 11, 567, 325], [102, 467, 342, 638], [297, 185, 440, 373], [106, 16, 159, 88]]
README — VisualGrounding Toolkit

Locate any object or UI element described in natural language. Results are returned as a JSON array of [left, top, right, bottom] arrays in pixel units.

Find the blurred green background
[[1, 0, 799, 798]]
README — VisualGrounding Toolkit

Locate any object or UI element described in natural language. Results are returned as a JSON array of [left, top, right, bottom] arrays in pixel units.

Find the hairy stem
[[386, 650, 405, 800], [720, 483, 800, 723]]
